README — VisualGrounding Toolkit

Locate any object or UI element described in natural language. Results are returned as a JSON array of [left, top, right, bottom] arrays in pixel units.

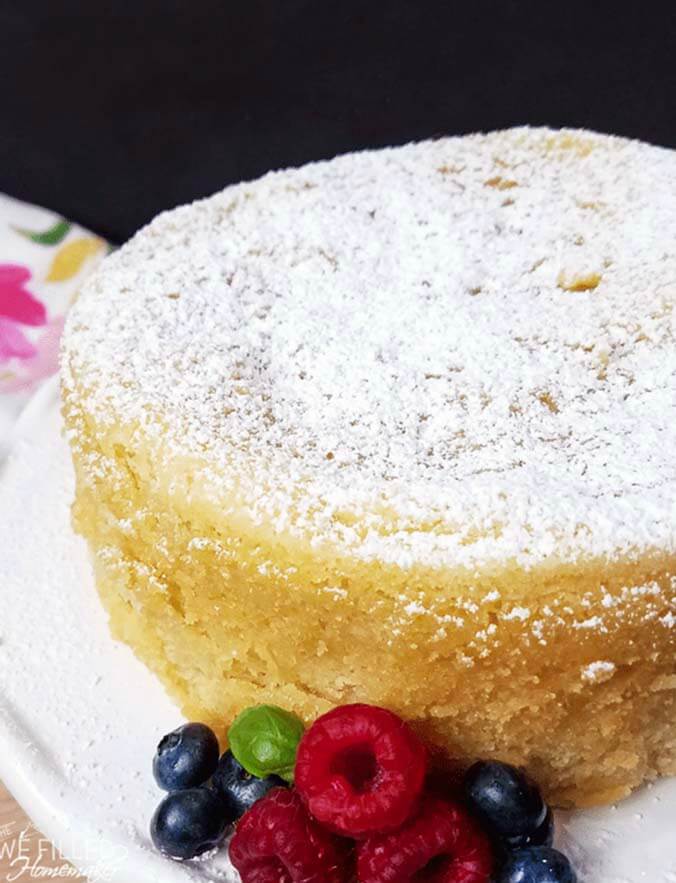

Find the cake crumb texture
[[61, 128, 676, 807]]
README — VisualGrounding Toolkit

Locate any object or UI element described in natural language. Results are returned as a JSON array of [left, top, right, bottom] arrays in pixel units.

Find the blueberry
[[150, 787, 235, 860], [464, 761, 546, 837], [495, 846, 577, 882], [153, 723, 220, 791], [503, 806, 555, 850], [211, 750, 286, 818]]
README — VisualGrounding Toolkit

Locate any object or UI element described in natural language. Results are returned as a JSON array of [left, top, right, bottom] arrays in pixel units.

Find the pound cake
[[61, 127, 676, 807]]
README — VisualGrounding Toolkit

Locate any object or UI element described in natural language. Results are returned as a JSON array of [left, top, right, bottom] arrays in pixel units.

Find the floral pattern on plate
[[0, 194, 109, 440]]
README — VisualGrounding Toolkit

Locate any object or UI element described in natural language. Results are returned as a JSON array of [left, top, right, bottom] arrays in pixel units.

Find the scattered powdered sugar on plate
[[0, 381, 674, 881], [61, 127, 676, 570]]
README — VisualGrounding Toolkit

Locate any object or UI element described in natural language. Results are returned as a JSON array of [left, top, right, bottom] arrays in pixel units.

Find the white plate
[[0, 378, 674, 883]]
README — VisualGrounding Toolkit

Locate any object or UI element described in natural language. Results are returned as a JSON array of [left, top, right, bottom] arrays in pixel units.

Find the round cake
[[61, 127, 676, 807]]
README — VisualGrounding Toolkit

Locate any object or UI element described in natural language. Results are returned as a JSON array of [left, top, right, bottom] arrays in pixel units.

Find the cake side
[[62, 386, 676, 807]]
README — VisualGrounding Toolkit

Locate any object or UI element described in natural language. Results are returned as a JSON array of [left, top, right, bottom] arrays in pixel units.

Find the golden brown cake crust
[[61, 128, 676, 806]]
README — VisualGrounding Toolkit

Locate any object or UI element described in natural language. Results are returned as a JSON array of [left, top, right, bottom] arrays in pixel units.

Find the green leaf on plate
[[228, 704, 305, 782], [13, 219, 72, 246]]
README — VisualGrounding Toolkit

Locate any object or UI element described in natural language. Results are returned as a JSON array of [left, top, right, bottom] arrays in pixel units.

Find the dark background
[[1, 0, 675, 243]]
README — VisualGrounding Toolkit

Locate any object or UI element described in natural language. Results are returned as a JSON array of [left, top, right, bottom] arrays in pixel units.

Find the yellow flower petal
[[46, 237, 104, 282]]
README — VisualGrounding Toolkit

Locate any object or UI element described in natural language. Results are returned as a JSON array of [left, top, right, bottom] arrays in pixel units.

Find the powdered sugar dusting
[[62, 127, 676, 569], [582, 661, 617, 683], [503, 606, 531, 621], [661, 611, 676, 628]]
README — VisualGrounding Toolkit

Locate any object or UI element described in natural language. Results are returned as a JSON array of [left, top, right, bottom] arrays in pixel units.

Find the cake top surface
[[62, 127, 676, 570]]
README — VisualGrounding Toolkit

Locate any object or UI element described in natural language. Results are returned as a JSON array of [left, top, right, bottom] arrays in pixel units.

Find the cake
[[60, 127, 676, 808]]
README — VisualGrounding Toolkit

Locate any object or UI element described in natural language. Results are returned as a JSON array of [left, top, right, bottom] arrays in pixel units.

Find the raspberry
[[357, 795, 494, 883], [294, 704, 427, 838], [228, 787, 351, 883]]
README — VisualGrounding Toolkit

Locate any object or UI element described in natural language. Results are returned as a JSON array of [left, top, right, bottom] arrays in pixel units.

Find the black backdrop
[[1, 0, 675, 243]]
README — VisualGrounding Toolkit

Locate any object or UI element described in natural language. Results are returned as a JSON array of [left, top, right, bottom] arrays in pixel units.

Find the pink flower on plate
[[0, 264, 47, 364], [0, 316, 65, 394]]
